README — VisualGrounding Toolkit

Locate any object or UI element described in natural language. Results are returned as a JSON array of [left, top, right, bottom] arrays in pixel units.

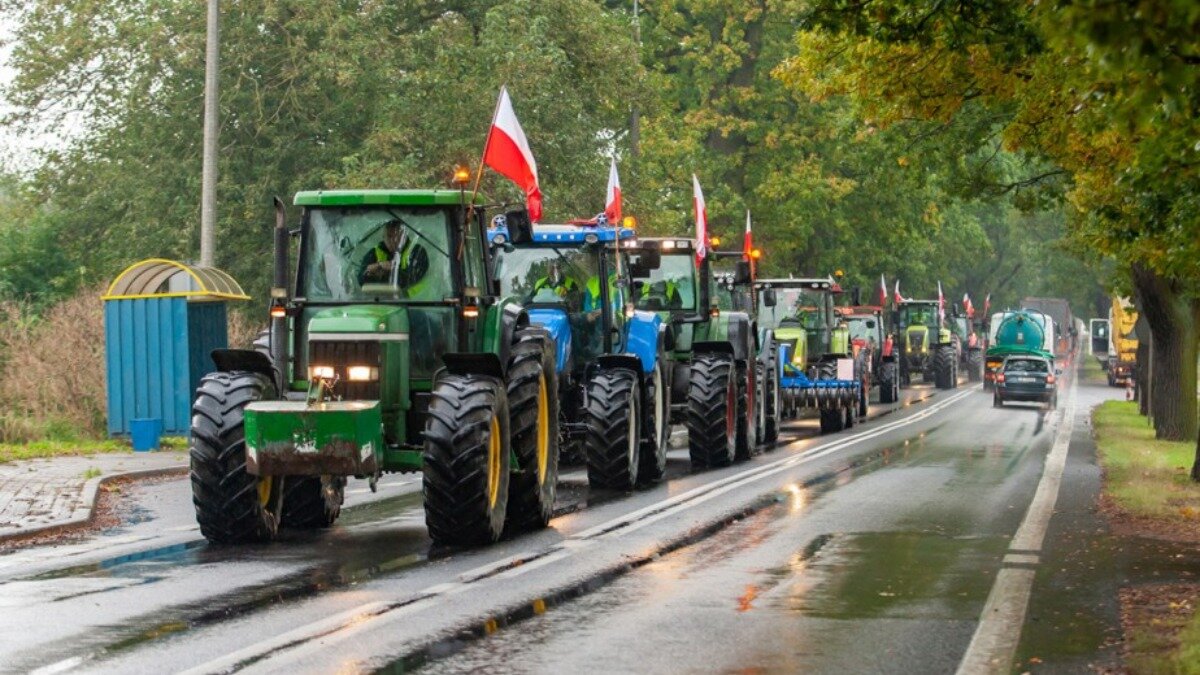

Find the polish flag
[[937, 281, 945, 325], [483, 87, 542, 221], [983, 293, 991, 317], [879, 274, 887, 307], [605, 157, 621, 224], [893, 279, 904, 305], [743, 211, 753, 261], [693, 175, 708, 264], [963, 293, 975, 318]]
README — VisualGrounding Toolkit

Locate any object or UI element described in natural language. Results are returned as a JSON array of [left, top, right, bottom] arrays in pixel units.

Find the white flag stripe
[[494, 87, 538, 182]]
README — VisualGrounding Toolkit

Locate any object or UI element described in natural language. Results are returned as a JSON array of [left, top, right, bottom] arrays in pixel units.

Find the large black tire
[[734, 361, 758, 462], [422, 375, 511, 546], [584, 368, 641, 490], [280, 477, 345, 529], [878, 361, 899, 403], [504, 333, 560, 534], [639, 358, 670, 485], [763, 348, 780, 443], [933, 345, 956, 390], [190, 371, 283, 544], [687, 353, 737, 469], [967, 349, 984, 382], [818, 407, 845, 434]]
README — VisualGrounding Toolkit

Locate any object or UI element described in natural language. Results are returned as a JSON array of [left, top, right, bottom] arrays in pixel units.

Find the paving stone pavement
[[0, 451, 188, 539]]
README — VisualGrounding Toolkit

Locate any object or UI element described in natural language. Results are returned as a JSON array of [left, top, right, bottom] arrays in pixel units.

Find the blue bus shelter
[[103, 259, 249, 436]]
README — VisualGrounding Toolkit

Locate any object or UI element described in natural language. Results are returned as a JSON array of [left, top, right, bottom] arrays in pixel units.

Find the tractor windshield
[[758, 288, 827, 331], [848, 315, 880, 346], [301, 206, 454, 302], [634, 253, 697, 312], [900, 304, 936, 328]]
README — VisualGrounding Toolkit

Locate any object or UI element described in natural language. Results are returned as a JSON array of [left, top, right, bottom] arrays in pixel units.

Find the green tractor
[[893, 299, 958, 390], [712, 255, 781, 444], [630, 239, 759, 466], [190, 190, 561, 548]]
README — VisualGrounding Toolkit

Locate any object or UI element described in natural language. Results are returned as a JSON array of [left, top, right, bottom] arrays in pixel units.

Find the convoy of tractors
[[188, 183, 1074, 549]]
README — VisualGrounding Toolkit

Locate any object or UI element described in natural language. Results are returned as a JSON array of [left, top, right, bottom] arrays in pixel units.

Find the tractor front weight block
[[244, 400, 383, 477]]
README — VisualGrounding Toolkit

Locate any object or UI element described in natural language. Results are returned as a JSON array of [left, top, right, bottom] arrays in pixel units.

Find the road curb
[[0, 464, 189, 545]]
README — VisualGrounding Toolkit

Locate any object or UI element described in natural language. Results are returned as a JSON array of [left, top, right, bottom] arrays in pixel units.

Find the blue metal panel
[[623, 310, 661, 373], [526, 308, 571, 374], [133, 300, 148, 419], [120, 300, 136, 434], [171, 299, 190, 433], [105, 302, 122, 435], [187, 302, 228, 397], [159, 298, 177, 433]]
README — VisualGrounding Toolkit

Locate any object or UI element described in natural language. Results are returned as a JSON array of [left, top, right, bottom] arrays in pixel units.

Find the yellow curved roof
[[102, 258, 250, 302]]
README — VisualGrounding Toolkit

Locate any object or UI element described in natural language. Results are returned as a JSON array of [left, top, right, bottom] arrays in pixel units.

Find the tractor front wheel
[[423, 375, 511, 546], [639, 360, 670, 485], [584, 368, 641, 490], [967, 349, 984, 382], [933, 345, 956, 390], [734, 362, 758, 462], [879, 361, 899, 403], [190, 371, 283, 544], [504, 333, 559, 534], [763, 353, 780, 443]]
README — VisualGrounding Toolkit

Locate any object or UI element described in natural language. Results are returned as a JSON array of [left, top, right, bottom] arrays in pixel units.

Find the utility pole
[[199, 0, 219, 267]]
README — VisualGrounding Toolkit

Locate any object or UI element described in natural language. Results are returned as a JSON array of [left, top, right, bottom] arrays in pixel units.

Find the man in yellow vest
[[359, 219, 429, 291]]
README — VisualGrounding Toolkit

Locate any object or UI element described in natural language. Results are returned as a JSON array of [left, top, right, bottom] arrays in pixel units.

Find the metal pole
[[630, 0, 641, 158], [199, 0, 220, 267]]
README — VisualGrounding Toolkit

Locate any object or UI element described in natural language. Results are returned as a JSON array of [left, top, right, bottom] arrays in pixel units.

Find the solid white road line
[[177, 387, 979, 675], [956, 377, 1078, 675]]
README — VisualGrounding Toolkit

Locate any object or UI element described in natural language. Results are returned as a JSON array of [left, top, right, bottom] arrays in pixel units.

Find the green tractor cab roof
[[293, 189, 486, 207]]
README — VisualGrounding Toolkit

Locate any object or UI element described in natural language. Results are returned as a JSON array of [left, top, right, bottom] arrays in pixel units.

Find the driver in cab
[[359, 218, 429, 291]]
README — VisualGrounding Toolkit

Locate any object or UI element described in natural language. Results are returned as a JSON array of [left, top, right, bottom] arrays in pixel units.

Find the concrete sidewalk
[[0, 450, 188, 542]]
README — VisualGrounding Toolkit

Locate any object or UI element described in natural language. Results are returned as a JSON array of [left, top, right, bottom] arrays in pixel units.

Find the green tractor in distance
[[712, 254, 781, 444], [949, 310, 984, 382], [630, 238, 760, 466], [894, 299, 958, 390], [191, 190, 561, 548]]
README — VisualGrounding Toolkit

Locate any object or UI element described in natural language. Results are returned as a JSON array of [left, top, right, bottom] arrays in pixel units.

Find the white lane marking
[[179, 387, 979, 674], [956, 377, 1077, 675]]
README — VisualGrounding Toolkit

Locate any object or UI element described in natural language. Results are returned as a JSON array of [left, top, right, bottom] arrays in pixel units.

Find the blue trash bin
[[130, 418, 163, 452]]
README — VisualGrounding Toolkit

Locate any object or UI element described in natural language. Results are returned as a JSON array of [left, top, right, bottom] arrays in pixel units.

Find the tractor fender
[[692, 341, 735, 357], [527, 307, 572, 374], [596, 354, 645, 386], [211, 348, 277, 385], [442, 352, 505, 379], [623, 309, 663, 374], [498, 301, 530, 367], [725, 312, 754, 362]]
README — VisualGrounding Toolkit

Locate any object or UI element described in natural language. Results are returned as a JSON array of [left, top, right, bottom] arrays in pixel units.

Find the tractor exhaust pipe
[[270, 197, 289, 380]]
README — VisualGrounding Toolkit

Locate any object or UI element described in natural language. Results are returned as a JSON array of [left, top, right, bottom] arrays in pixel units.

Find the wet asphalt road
[[0, 378, 1091, 674]]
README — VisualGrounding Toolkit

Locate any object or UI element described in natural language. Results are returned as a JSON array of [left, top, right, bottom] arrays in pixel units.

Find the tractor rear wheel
[[878, 361, 899, 403], [190, 371, 283, 544], [504, 334, 559, 534], [735, 362, 758, 462], [933, 345, 956, 390], [687, 353, 737, 469], [422, 375, 511, 546], [584, 368, 641, 490], [967, 349, 983, 382], [281, 476, 345, 529], [639, 359, 669, 485], [763, 351, 780, 443]]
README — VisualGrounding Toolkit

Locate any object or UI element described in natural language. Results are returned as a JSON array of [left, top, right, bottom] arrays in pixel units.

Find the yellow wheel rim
[[487, 415, 502, 510], [257, 476, 273, 508], [536, 374, 550, 485]]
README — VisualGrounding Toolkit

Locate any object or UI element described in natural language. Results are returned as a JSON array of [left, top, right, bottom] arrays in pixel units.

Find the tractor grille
[[908, 331, 925, 352], [309, 340, 382, 400]]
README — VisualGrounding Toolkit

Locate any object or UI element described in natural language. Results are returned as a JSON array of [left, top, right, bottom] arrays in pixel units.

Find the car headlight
[[309, 365, 335, 380], [346, 366, 379, 382]]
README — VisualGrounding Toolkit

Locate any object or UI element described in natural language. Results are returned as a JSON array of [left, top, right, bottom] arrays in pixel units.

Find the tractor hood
[[307, 305, 410, 336], [527, 308, 572, 374]]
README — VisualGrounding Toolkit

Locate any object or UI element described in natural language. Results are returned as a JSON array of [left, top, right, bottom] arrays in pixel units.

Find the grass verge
[[1094, 400, 1200, 673], [0, 436, 188, 464], [1081, 354, 1108, 385]]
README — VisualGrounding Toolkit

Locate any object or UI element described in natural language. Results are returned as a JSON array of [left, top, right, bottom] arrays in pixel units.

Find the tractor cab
[[755, 277, 846, 375]]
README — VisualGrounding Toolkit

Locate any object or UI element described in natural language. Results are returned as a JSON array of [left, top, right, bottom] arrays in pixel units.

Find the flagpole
[[470, 86, 507, 209]]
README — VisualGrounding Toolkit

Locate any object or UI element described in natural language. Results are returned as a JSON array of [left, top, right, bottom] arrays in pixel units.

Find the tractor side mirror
[[505, 209, 534, 245], [763, 289, 777, 307], [734, 260, 752, 285]]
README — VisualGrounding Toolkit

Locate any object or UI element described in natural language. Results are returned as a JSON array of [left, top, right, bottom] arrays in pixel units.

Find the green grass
[[1081, 354, 1108, 384], [1093, 401, 1200, 520], [0, 435, 189, 464], [1094, 400, 1200, 673]]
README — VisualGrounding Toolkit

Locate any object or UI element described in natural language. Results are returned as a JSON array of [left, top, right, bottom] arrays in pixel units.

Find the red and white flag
[[879, 274, 887, 307], [937, 281, 945, 324], [983, 293, 991, 317], [483, 87, 542, 221], [693, 175, 708, 264], [743, 211, 753, 260], [962, 293, 975, 318], [893, 279, 904, 305], [605, 157, 621, 224]]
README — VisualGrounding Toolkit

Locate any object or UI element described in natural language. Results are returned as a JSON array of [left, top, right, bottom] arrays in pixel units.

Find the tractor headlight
[[346, 366, 379, 382], [309, 365, 335, 380]]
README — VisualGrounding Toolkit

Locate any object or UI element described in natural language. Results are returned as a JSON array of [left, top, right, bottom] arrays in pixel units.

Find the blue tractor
[[489, 218, 670, 490]]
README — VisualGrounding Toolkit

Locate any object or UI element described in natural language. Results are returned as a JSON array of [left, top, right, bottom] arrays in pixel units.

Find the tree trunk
[[1193, 425, 1200, 482], [1131, 264, 1199, 442], [1136, 332, 1150, 414]]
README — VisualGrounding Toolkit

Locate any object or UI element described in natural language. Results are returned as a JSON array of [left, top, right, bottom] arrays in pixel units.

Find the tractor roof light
[[622, 216, 637, 229], [710, 236, 722, 247], [452, 165, 471, 186], [750, 248, 762, 260]]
